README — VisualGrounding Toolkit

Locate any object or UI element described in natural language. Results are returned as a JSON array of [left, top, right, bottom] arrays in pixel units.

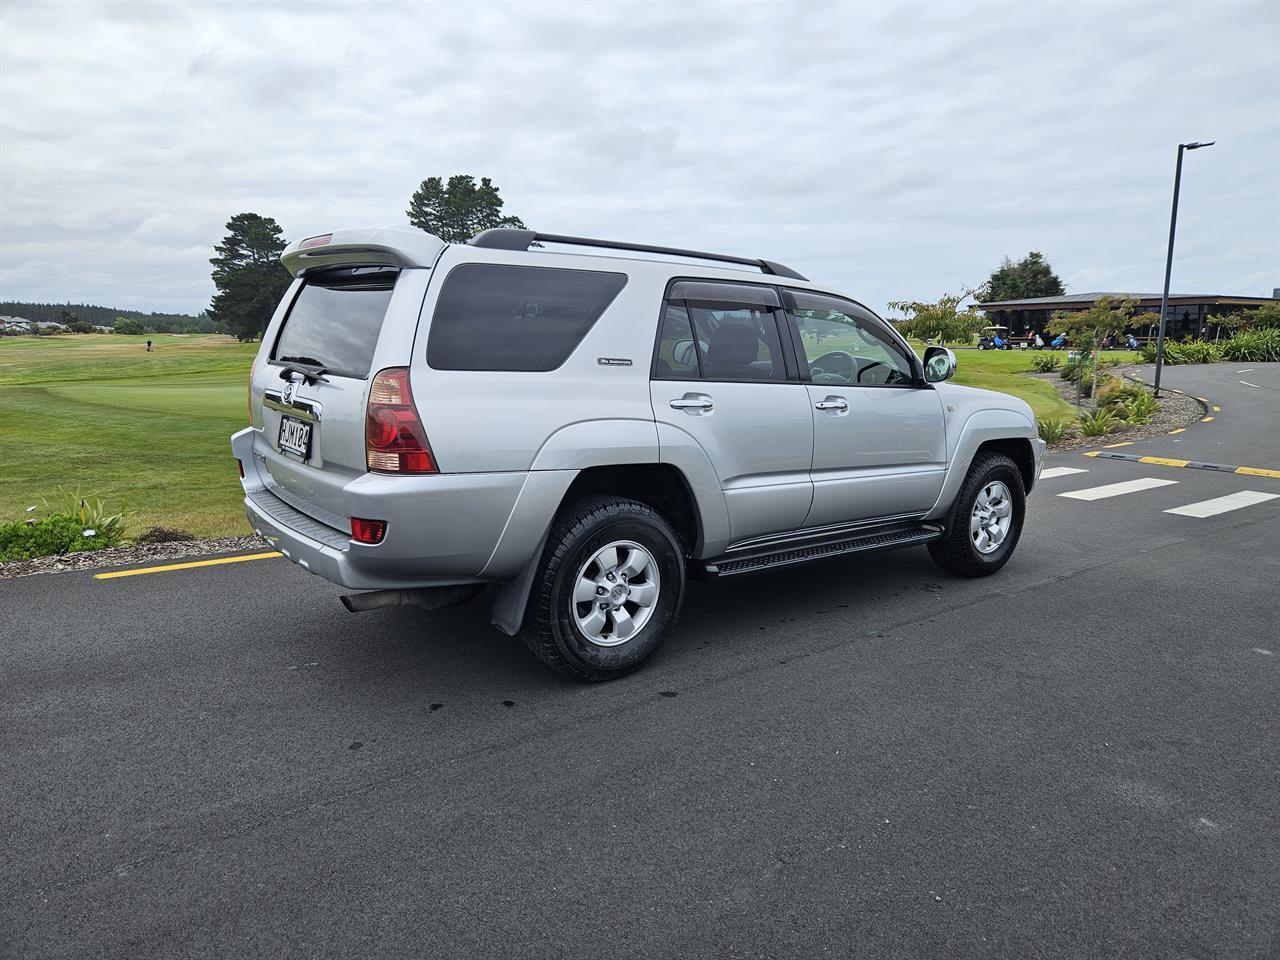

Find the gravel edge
[[0, 535, 271, 581], [1032, 369, 1207, 450]]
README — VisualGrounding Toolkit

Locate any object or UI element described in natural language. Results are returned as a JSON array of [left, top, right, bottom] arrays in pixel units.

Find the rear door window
[[271, 267, 397, 379], [427, 263, 627, 371], [654, 280, 787, 382]]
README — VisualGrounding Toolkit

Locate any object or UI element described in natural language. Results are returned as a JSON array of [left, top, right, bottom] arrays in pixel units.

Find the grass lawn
[[1, 333, 1139, 543], [1, 334, 257, 539], [938, 346, 1141, 421]]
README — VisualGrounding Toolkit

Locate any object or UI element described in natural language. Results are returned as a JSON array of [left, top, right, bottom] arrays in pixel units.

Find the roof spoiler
[[280, 226, 447, 278], [470, 228, 807, 281]]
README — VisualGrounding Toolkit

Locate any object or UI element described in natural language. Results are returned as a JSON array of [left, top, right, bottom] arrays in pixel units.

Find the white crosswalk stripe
[[1039, 467, 1089, 479], [1059, 477, 1178, 501], [1164, 490, 1280, 518]]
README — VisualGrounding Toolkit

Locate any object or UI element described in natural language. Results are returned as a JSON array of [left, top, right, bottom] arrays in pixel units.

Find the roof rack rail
[[469, 228, 807, 282]]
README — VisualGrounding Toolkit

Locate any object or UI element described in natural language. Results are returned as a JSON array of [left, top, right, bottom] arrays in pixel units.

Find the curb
[[1119, 367, 1216, 434], [1084, 450, 1280, 480]]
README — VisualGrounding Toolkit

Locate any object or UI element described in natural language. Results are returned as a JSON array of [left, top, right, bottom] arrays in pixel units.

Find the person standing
[[146, 339, 153, 352]]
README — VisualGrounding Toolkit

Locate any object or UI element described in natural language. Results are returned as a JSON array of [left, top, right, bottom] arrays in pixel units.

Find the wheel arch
[[489, 461, 703, 636]]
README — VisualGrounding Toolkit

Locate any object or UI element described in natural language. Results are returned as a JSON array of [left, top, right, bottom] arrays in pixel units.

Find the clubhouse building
[[971, 292, 1279, 340]]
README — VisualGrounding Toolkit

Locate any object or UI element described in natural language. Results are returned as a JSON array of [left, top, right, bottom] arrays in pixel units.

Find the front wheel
[[928, 452, 1026, 577], [520, 496, 685, 682]]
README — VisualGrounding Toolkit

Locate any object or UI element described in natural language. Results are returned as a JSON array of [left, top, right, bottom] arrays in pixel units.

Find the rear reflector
[[366, 368, 436, 473], [299, 233, 332, 249], [351, 517, 387, 544]]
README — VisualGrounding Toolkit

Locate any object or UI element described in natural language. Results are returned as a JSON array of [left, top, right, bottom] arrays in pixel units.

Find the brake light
[[351, 517, 387, 544], [299, 233, 332, 249], [365, 368, 436, 473], [247, 359, 255, 424]]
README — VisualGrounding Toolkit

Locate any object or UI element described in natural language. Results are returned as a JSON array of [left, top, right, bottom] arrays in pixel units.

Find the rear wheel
[[520, 496, 685, 682], [928, 452, 1025, 577]]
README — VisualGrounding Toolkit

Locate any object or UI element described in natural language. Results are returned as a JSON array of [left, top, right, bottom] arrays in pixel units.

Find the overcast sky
[[1, 0, 1277, 317]]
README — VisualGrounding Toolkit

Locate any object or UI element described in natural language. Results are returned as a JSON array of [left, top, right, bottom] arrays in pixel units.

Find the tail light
[[365, 368, 436, 473], [247, 359, 255, 424], [351, 517, 387, 544]]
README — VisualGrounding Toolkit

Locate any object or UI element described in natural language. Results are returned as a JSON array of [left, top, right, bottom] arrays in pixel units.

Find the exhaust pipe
[[340, 584, 484, 614]]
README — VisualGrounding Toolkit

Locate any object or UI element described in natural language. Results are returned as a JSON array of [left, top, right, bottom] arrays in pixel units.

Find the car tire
[[519, 496, 686, 682], [928, 452, 1025, 577]]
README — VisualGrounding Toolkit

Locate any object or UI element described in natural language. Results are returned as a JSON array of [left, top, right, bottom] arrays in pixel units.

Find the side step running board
[[698, 522, 944, 579]]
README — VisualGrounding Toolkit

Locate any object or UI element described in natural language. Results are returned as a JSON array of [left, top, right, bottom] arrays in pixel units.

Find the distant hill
[[0, 301, 216, 333]]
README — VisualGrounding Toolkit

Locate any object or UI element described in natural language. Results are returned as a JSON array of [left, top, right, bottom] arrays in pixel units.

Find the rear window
[[427, 263, 627, 372], [271, 267, 397, 379]]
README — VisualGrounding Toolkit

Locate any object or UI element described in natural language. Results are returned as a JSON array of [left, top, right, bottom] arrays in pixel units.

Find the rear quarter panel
[[408, 246, 666, 474]]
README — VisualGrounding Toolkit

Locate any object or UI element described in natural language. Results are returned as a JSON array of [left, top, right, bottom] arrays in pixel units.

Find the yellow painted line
[[1138, 456, 1190, 468], [1201, 416, 1214, 422], [1103, 441, 1134, 448], [1212, 405, 1221, 412], [1084, 451, 1101, 458], [1168, 428, 1186, 435], [1236, 467, 1280, 480], [1173, 389, 1184, 394], [1196, 396, 1208, 402], [95, 551, 281, 580]]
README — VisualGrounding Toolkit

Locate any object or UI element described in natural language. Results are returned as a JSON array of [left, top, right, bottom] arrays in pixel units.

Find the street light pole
[[1153, 140, 1214, 398]]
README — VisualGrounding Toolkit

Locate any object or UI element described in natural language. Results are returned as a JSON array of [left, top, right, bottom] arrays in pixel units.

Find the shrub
[[0, 490, 126, 562], [1221, 328, 1280, 363], [1124, 390, 1158, 425], [42, 488, 125, 537], [1096, 380, 1148, 412], [0, 513, 125, 562], [1037, 417, 1073, 444], [1079, 407, 1122, 436], [1029, 353, 1061, 372]]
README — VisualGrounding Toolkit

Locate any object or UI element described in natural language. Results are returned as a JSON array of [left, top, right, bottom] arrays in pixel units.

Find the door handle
[[814, 396, 848, 412], [670, 393, 714, 412]]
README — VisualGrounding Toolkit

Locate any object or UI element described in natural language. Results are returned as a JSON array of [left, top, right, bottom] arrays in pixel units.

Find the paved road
[[4, 384, 1279, 958], [1131, 361, 1280, 468]]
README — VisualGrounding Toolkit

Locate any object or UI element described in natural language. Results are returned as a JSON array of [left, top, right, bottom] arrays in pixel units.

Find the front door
[[650, 281, 813, 544], [782, 290, 947, 527]]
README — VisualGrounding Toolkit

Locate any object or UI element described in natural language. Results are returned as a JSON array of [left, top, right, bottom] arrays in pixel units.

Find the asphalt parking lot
[[4, 365, 1278, 959]]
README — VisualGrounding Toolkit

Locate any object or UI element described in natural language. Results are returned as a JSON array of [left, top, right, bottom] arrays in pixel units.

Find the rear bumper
[[231, 427, 534, 590]]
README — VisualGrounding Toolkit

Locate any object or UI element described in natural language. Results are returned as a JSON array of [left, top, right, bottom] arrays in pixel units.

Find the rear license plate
[[278, 416, 312, 459]]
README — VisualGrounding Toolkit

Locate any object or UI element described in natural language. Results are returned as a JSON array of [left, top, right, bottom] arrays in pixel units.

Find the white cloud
[[1, 0, 1276, 315]]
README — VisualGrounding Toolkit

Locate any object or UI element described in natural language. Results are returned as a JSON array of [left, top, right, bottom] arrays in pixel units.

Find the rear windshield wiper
[[276, 357, 330, 383]]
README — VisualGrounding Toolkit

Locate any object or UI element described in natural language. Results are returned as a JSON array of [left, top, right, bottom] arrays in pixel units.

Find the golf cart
[[977, 325, 1011, 350]]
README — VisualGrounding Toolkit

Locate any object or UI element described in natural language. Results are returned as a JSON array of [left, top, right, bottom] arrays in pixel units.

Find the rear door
[[253, 266, 401, 527], [781, 290, 946, 527], [650, 280, 813, 543]]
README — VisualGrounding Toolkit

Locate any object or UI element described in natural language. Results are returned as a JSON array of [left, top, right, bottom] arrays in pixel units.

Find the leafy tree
[[1048, 295, 1137, 404], [113, 317, 148, 335], [60, 309, 79, 325], [208, 213, 291, 342], [406, 175, 525, 242], [66, 320, 94, 334], [1243, 301, 1280, 329], [979, 252, 1065, 303], [888, 289, 987, 345]]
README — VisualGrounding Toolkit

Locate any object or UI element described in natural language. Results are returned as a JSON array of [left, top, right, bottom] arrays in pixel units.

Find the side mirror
[[923, 346, 957, 383], [672, 339, 697, 367]]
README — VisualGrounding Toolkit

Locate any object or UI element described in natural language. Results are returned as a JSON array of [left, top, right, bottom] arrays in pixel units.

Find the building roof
[[972, 292, 1278, 311]]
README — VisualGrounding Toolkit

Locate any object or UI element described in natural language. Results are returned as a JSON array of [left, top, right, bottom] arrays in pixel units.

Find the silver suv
[[232, 226, 1045, 681]]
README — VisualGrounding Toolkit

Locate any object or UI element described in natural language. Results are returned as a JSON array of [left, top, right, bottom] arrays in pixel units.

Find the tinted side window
[[427, 264, 627, 372], [786, 291, 915, 386], [663, 281, 786, 382], [272, 267, 397, 379]]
